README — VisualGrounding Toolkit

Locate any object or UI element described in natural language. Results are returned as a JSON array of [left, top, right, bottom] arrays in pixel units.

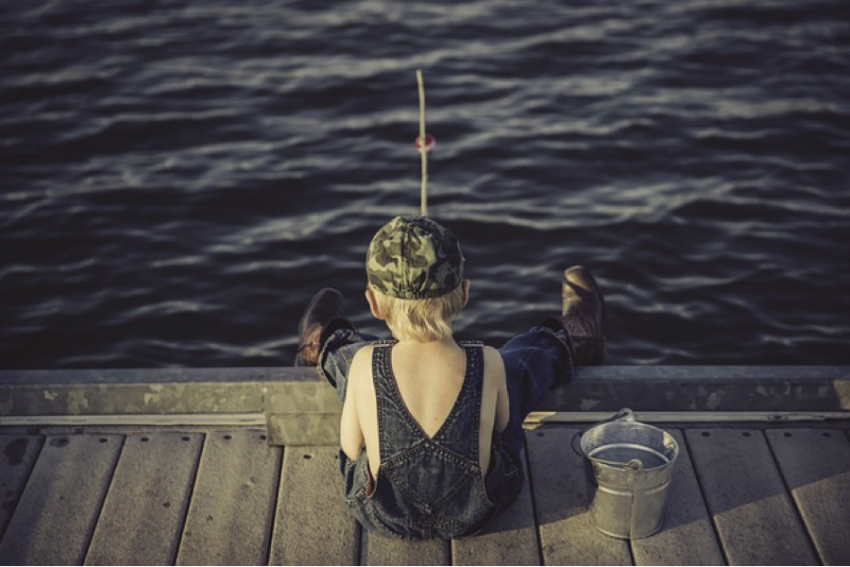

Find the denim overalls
[[319, 323, 573, 539]]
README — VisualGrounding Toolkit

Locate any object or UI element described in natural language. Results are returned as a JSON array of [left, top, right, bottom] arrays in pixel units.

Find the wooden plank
[[176, 430, 281, 566], [451, 450, 540, 565], [361, 531, 449, 566], [0, 434, 122, 565], [525, 428, 631, 565], [630, 430, 724, 566], [84, 432, 203, 565], [0, 435, 44, 540], [269, 446, 358, 565], [766, 428, 850, 565], [685, 428, 818, 565]]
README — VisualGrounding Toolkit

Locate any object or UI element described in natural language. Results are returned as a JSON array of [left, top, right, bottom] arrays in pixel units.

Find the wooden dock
[[1, 366, 849, 565], [2, 423, 850, 565]]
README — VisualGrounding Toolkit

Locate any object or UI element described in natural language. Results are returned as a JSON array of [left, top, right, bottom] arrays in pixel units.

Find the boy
[[295, 216, 605, 539]]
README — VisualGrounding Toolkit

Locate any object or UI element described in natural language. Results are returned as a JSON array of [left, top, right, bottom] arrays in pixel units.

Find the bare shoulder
[[348, 344, 375, 389], [482, 345, 505, 371], [348, 345, 374, 397], [482, 345, 506, 385]]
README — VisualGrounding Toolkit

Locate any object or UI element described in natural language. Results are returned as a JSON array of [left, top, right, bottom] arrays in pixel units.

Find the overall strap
[[371, 343, 424, 462]]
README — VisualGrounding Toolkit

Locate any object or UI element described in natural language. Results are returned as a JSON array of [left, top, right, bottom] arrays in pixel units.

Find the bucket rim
[[575, 409, 680, 469], [586, 441, 678, 472]]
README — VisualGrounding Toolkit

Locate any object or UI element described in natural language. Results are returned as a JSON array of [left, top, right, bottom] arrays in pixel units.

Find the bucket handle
[[571, 408, 635, 458]]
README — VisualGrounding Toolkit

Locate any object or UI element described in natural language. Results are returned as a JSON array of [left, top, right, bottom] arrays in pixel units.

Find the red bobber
[[415, 134, 436, 152]]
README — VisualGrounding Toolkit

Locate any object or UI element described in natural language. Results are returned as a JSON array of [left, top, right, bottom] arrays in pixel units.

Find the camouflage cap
[[366, 216, 465, 300]]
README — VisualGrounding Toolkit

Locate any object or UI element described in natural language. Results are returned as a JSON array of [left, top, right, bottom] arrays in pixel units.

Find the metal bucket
[[574, 408, 679, 539]]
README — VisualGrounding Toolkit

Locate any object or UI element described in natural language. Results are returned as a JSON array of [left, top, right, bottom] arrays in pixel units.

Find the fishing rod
[[415, 69, 435, 216]]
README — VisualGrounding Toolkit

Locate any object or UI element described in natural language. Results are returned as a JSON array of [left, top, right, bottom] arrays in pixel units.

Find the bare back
[[341, 340, 508, 479]]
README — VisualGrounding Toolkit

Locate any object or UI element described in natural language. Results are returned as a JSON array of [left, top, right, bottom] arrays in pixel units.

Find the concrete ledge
[[3, 366, 848, 414], [540, 366, 850, 413], [0, 367, 316, 385], [2, 366, 849, 445], [0, 368, 315, 416]]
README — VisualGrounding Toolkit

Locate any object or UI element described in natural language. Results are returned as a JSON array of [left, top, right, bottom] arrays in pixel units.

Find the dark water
[[3, 0, 850, 368]]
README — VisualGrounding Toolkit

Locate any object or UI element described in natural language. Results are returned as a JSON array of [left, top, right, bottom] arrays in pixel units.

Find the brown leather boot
[[295, 288, 345, 367], [561, 266, 606, 365]]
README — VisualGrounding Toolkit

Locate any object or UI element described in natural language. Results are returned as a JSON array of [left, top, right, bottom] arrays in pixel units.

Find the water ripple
[[2, 0, 849, 367]]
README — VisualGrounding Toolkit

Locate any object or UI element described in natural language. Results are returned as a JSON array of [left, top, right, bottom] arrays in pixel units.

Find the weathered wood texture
[[0, 435, 43, 541], [85, 433, 203, 565], [685, 428, 819, 565], [526, 428, 632, 565], [766, 428, 850, 565], [452, 451, 540, 566], [630, 430, 724, 566], [0, 434, 122, 565], [177, 430, 280, 566], [361, 531, 449, 566], [2, 424, 850, 565], [269, 445, 359, 565]]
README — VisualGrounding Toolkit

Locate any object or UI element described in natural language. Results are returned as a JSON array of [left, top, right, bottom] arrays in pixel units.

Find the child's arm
[[340, 352, 366, 461], [488, 347, 510, 433]]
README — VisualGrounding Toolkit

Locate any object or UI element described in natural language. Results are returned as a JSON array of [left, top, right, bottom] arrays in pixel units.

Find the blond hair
[[371, 284, 466, 342]]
